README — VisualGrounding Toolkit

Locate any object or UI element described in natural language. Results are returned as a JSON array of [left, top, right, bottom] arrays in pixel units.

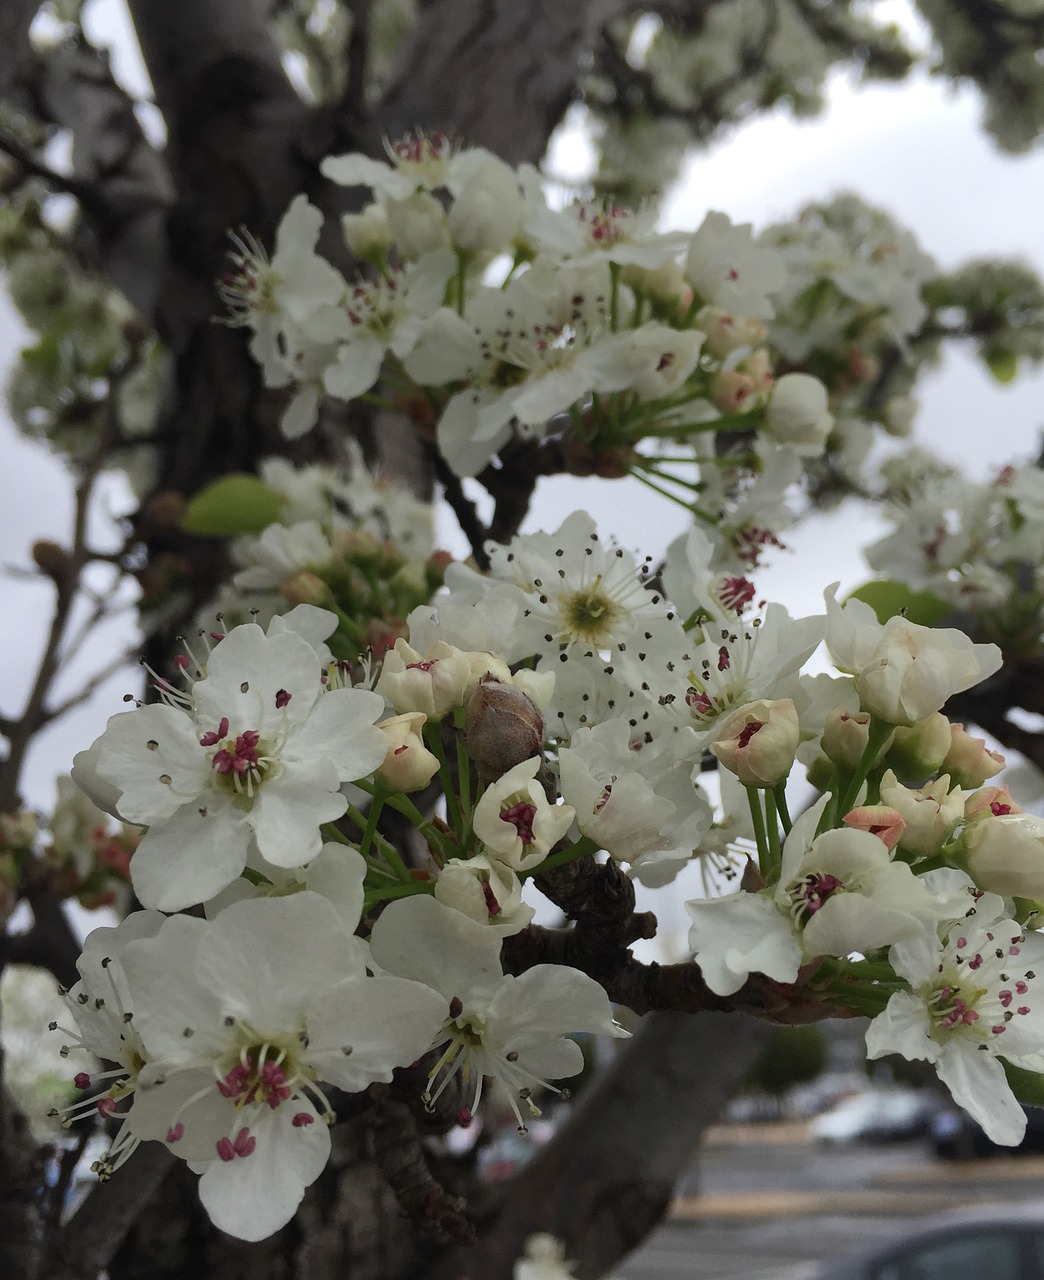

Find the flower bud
[[279, 571, 331, 607], [965, 784, 1023, 824], [375, 712, 440, 792], [696, 306, 766, 358], [879, 769, 965, 858], [32, 539, 70, 581], [433, 855, 534, 935], [882, 394, 917, 438], [885, 712, 953, 782], [963, 812, 1044, 900], [463, 677, 545, 779], [341, 204, 392, 263], [711, 699, 800, 788], [386, 192, 452, 258], [763, 373, 833, 456], [941, 723, 1004, 789], [820, 706, 875, 770], [377, 639, 472, 721], [710, 369, 756, 414], [842, 804, 906, 851]]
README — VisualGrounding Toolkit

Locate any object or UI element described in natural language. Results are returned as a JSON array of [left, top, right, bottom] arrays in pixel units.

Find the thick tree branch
[[373, 0, 638, 165], [430, 1009, 774, 1280], [33, 36, 175, 316]]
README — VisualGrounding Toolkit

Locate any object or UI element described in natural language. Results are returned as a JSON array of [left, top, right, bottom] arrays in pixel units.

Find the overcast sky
[[3, 0, 1044, 815]]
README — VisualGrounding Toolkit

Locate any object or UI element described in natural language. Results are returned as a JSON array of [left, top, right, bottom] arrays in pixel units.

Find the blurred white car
[[809, 1088, 936, 1144]]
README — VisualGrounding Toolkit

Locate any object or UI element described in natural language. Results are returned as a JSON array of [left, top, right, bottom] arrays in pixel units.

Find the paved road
[[616, 1127, 1044, 1280]]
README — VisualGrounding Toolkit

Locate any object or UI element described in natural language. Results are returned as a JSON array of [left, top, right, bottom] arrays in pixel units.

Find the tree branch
[[372, 0, 639, 165], [429, 1009, 774, 1280]]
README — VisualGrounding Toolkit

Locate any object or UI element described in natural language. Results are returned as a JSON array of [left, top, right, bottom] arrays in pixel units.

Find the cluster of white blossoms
[[61, 496, 1044, 1238], [55, 136, 1044, 1242], [217, 132, 952, 499], [865, 446, 1044, 626]]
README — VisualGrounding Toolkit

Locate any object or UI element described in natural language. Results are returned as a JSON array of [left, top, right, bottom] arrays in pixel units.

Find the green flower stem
[[836, 718, 895, 819], [764, 788, 782, 877], [524, 836, 599, 879], [453, 708, 471, 817], [773, 783, 793, 838], [454, 250, 471, 316], [745, 786, 773, 882], [358, 786, 386, 860], [320, 822, 354, 846], [422, 720, 463, 839], [631, 468, 696, 512], [363, 880, 433, 911], [609, 261, 621, 332], [352, 778, 456, 865]]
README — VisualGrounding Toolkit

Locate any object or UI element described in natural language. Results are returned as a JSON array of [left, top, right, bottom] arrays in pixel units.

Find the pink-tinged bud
[[845, 345, 879, 385], [375, 713, 440, 792], [737, 347, 774, 395], [710, 369, 756, 415], [711, 698, 800, 788], [279, 570, 330, 607], [885, 712, 953, 782], [820, 706, 890, 771], [965, 784, 1023, 824], [463, 677, 545, 780], [963, 812, 1044, 899], [842, 805, 906, 851], [941, 723, 1005, 789], [696, 305, 766, 358]]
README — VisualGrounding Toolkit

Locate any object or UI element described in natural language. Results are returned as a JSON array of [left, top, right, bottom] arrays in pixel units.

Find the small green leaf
[[846, 579, 950, 627], [984, 347, 1018, 384], [181, 474, 283, 536], [1001, 1059, 1044, 1110]]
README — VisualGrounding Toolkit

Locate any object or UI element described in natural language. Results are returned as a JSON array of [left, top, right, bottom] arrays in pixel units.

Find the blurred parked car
[[809, 1088, 937, 1144], [931, 1105, 1044, 1160], [812, 1204, 1044, 1280]]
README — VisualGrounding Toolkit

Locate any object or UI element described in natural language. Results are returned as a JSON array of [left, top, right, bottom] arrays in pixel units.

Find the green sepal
[[1001, 1058, 1044, 1110], [181, 474, 284, 536]]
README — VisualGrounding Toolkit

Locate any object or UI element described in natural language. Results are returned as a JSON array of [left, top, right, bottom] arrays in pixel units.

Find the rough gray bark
[[375, 0, 637, 164], [432, 1012, 774, 1280]]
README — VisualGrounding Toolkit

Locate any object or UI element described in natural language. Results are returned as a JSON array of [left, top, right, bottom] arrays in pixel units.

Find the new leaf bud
[[463, 677, 544, 779]]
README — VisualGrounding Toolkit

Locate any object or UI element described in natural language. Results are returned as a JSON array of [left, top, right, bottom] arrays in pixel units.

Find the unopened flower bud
[[763, 372, 833, 456], [711, 699, 800, 788], [885, 712, 953, 782], [279, 571, 330, 607], [463, 677, 545, 779], [375, 713, 440, 792], [820, 706, 885, 771], [32, 539, 70, 581], [386, 192, 452, 258], [696, 306, 766, 358], [941, 723, 1004, 789], [341, 204, 392, 262], [710, 369, 756, 415], [879, 769, 965, 858], [965, 784, 1022, 824], [842, 804, 906, 851], [433, 855, 533, 935], [377, 639, 472, 720], [962, 812, 1044, 899], [883, 394, 917, 438]]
